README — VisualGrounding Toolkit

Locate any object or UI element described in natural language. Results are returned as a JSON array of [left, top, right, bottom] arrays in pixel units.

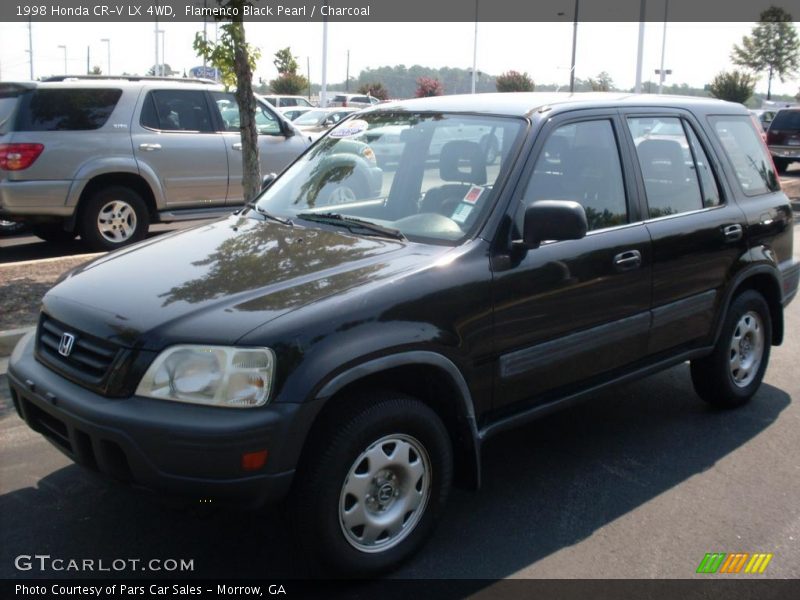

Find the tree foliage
[[357, 82, 389, 100], [731, 6, 800, 99], [270, 73, 309, 95], [588, 71, 615, 92], [273, 47, 299, 75], [495, 70, 534, 92], [708, 70, 757, 104], [146, 63, 178, 76], [192, 1, 261, 201], [415, 76, 443, 97]]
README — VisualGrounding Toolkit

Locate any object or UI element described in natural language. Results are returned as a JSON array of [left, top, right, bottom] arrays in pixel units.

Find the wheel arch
[[716, 266, 784, 346], [310, 351, 482, 490], [70, 172, 158, 231]]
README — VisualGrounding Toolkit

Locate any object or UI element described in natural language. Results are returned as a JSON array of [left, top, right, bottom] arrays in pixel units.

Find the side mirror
[[261, 173, 278, 191], [517, 200, 587, 249]]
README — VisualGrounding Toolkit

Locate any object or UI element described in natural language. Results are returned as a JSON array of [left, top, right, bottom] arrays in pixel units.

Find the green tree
[[708, 70, 757, 104], [270, 73, 308, 95], [273, 47, 299, 75], [495, 70, 534, 92], [588, 71, 614, 92], [146, 63, 177, 76], [357, 82, 389, 100], [732, 6, 800, 100], [193, 0, 262, 201], [90, 65, 102, 75]]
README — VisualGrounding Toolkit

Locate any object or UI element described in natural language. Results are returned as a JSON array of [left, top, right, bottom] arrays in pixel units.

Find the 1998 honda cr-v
[[8, 93, 798, 574]]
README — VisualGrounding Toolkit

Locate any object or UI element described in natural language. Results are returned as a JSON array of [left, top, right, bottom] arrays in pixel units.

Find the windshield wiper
[[243, 202, 293, 226], [297, 212, 405, 240]]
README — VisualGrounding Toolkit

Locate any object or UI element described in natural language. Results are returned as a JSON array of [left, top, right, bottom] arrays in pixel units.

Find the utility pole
[[154, 17, 159, 76], [307, 56, 311, 101], [346, 50, 350, 91], [28, 17, 34, 79], [569, 0, 579, 93], [320, 17, 328, 107], [86, 46, 90, 75], [635, 0, 646, 93], [657, 0, 669, 94], [471, 0, 478, 94]]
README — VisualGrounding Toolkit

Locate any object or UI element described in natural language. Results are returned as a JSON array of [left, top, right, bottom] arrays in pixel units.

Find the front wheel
[[80, 186, 149, 251], [690, 290, 772, 408], [290, 392, 453, 575]]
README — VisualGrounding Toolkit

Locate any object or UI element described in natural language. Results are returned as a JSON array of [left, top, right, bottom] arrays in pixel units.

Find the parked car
[[327, 93, 380, 108], [294, 107, 359, 140], [751, 109, 777, 132], [0, 76, 309, 250], [766, 107, 800, 173], [8, 93, 797, 575], [261, 94, 314, 108], [279, 106, 315, 121]]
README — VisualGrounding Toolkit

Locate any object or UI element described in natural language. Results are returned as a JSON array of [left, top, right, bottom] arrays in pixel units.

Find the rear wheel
[[80, 186, 149, 251], [690, 290, 772, 408], [290, 391, 453, 574]]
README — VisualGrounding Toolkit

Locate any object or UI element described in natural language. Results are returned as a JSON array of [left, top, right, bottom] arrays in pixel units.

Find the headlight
[[136, 345, 275, 408]]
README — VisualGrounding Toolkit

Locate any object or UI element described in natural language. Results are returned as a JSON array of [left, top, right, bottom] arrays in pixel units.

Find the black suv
[[767, 106, 800, 173], [8, 93, 798, 574]]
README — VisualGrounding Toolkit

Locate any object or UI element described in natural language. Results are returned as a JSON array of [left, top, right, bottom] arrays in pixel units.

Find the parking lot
[[0, 209, 798, 581]]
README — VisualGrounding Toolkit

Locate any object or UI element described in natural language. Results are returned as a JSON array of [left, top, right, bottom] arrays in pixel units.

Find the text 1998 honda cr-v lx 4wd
[[8, 93, 798, 574]]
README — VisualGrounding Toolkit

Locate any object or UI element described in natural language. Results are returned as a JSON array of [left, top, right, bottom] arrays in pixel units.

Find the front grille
[[36, 314, 121, 387]]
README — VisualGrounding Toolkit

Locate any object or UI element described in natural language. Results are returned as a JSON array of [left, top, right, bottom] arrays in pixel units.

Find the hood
[[44, 214, 443, 350]]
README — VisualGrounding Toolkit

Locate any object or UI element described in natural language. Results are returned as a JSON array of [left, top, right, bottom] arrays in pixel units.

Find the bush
[[270, 73, 309, 95], [415, 77, 443, 97], [495, 70, 534, 92], [357, 82, 389, 100], [708, 70, 756, 104]]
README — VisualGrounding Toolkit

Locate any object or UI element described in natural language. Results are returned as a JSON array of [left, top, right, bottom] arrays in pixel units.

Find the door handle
[[722, 223, 743, 242], [613, 249, 642, 271], [232, 142, 243, 151], [138, 143, 161, 151]]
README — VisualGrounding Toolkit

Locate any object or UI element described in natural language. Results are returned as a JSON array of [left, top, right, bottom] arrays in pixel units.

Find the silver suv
[[0, 77, 309, 250]]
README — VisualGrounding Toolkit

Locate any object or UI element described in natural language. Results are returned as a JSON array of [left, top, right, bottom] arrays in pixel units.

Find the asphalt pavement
[[0, 225, 798, 582]]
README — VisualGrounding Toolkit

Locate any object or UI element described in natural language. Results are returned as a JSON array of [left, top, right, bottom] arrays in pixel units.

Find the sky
[[0, 18, 798, 98]]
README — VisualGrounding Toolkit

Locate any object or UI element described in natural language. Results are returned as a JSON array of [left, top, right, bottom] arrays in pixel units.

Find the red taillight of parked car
[[0, 143, 44, 170]]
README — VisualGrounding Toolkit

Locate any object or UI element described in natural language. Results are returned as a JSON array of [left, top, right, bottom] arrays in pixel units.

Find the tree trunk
[[767, 65, 773, 100], [231, 20, 261, 202]]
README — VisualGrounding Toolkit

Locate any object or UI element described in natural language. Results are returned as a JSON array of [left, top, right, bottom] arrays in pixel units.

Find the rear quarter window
[[15, 88, 122, 131], [0, 96, 19, 135], [709, 115, 779, 196]]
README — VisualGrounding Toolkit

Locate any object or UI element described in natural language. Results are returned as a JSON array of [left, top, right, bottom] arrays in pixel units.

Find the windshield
[[295, 110, 331, 126], [255, 111, 525, 244]]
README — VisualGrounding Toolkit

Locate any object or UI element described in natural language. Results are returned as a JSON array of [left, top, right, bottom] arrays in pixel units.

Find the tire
[[690, 290, 772, 408], [773, 157, 789, 174], [0, 219, 27, 237], [30, 223, 76, 243], [80, 186, 149, 251], [290, 391, 453, 575]]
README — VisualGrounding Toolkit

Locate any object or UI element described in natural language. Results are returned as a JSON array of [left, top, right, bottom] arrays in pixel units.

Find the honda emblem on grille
[[58, 333, 76, 357]]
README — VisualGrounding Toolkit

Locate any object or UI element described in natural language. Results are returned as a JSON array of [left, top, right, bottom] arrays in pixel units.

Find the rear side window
[[0, 96, 20, 135], [627, 117, 718, 217], [523, 119, 628, 231], [710, 116, 779, 195], [140, 90, 214, 132], [770, 109, 800, 130], [15, 88, 121, 131]]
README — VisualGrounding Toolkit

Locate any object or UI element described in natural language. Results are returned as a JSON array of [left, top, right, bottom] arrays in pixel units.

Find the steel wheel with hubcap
[[691, 290, 772, 408], [291, 392, 452, 574], [81, 186, 149, 251]]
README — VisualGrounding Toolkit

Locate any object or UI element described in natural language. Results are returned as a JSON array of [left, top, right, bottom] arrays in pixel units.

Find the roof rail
[[41, 75, 219, 85]]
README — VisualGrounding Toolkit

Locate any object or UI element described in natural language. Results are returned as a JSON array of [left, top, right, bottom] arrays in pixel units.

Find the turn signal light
[[0, 143, 44, 170], [241, 449, 269, 471]]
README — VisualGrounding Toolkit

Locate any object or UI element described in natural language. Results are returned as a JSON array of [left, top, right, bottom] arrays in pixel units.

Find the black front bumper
[[8, 333, 318, 508]]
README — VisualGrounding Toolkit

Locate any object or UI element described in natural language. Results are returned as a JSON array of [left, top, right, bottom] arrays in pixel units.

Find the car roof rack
[[42, 75, 219, 84]]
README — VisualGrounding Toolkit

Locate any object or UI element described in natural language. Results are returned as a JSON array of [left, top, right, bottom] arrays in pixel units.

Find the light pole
[[320, 18, 328, 107], [158, 30, 165, 76], [569, 0, 579, 93], [154, 19, 159, 77], [657, 0, 669, 94], [101, 38, 110, 75], [471, 0, 478, 94], [635, 0, 647, 93], [27, 16, 34, 80], [57, 45, 67, 75]]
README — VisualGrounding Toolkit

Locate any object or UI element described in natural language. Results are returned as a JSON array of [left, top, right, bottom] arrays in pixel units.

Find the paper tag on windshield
[[463, 185, 484, 204], [451, 203, 473, 224], [328, 119, 368, 138]]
